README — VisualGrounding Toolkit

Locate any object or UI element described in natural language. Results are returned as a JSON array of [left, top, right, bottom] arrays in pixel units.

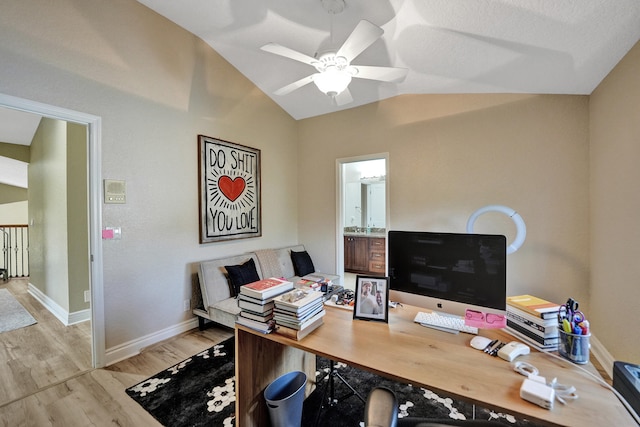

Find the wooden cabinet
[[344, 236, 369, 273], [344, 236, 386, 275]]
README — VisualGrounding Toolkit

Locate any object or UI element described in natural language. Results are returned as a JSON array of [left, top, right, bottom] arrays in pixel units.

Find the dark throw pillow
[[225, 258, 260, 296], [291, 250, 315, 277]]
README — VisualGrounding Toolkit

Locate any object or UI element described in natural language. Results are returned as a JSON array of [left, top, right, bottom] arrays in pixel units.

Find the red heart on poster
[[218, 176, 245, 202]]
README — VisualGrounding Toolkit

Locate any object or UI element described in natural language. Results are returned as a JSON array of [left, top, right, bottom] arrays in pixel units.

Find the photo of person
[[354, 276, 389, 322]]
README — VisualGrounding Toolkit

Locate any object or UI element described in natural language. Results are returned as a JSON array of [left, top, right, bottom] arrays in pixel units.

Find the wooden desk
[[235, 304, 634, 427]]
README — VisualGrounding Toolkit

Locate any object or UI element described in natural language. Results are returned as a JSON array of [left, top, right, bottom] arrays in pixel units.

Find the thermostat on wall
[[104, 179, 126, 204]]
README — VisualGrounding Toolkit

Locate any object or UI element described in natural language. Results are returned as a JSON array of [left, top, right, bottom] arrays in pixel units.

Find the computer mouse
[[470, 336, 493, 350]]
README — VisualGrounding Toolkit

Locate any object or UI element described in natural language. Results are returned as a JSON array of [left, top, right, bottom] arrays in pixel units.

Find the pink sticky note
[[465, 309, 507, 329], [102, 229, 114, 239]]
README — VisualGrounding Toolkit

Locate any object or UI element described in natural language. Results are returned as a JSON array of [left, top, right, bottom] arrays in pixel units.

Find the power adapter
[[520, 377, 555, 409]]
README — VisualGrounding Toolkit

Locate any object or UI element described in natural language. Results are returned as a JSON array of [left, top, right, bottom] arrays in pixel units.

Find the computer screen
[[388, 230, 507, 318]]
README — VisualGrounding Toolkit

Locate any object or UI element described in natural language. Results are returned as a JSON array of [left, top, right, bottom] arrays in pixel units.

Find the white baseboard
[[104, 317, 199, 366], [590, 333, 615, 379], [27, 283, 90, 326]]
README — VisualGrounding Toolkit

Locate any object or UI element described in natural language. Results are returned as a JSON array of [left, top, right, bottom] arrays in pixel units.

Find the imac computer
[[388, 230, 507, 318]]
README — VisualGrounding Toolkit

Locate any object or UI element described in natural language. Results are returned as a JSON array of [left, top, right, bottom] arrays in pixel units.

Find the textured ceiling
[[137, 0, 640, 119]]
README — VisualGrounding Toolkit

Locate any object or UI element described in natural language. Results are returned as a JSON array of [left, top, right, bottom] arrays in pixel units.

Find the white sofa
[[192, 245, 340, 329]]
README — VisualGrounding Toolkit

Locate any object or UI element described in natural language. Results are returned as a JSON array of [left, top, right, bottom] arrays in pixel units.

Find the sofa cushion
[[291, 250, 315, 276], [225, 258, 260, 296], [198, 254, 263, 309]]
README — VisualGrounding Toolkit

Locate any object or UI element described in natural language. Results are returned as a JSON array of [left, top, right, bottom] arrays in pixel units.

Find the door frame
[[335, 153, 389, 281], [0, 93, 105, 368]]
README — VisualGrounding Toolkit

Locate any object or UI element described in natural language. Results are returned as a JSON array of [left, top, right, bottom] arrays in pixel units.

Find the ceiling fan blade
[[260, 43, 318, 66], [336, 20, 384, 62], [273, 74, 317, 96], [352, 65, 408, 83], [333, 88, 353, 106]]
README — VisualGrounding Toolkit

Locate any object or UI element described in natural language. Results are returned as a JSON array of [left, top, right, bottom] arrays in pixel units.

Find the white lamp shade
[[313, 68, 352, 96]]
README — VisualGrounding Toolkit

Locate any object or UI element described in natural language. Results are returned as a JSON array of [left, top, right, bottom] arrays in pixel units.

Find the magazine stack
[[273, 288, 325, 340], [236, 277, 294, 334], [505, 294, 561, 351]]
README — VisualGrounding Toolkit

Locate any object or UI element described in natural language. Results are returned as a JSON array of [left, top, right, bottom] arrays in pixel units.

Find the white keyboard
[[414, 311, 478, 335]]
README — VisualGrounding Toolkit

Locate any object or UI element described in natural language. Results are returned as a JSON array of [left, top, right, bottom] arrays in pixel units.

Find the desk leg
[[235, 329, 316, 427]]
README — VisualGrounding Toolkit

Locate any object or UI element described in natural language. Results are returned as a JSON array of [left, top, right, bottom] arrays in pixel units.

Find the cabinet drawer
[[369, 238, 385, 251], [369, 251, 385, 261], [369, 260, 386, 274]]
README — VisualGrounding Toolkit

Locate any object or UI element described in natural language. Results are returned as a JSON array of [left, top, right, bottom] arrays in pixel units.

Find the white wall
[[590, 40, 640, 365], [299, 94, 591, 319], [0, 201, 27, 224], [0, 0, 298, 353]]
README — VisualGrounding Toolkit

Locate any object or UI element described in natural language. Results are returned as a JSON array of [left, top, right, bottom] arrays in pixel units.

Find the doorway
[[336, 154, 389, 289], [0, 93, 105, 369]]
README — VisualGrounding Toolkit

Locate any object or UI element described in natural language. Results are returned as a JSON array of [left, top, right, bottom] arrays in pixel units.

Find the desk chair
[[364, 387, 505, 427]]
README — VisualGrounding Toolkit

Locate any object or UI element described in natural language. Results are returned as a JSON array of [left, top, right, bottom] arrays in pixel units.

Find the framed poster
[[353, 275, 389, 322], [198, 135, 261, 243]]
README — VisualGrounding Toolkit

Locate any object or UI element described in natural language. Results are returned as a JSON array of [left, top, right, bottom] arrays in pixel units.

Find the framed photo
[[198, 135, 261, 243], [353, 275, 389, 322]]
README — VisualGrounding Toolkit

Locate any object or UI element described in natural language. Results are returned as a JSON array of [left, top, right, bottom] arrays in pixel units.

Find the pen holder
[[558, 329, 590, 364]]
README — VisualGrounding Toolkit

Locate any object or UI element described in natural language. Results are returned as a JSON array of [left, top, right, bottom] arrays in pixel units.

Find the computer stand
[[313, 359, 366, 427]]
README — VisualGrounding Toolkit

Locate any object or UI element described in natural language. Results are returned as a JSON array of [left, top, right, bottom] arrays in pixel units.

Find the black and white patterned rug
[[126, 337, 540, 426]]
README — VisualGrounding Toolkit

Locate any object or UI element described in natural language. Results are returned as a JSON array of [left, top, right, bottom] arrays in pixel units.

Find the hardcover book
[[239, 278, 294, 300], [275, 309, 325, 330], [237, 299, 275, 314], [276, 317, 324, 340], [274, 289, 323, 312], [235, 316, 275, 334], [240, 310, 274, 322], [506, 306, 558, 336], [506, 320, 559, 346], [274, 300, 324, 319], [506, 294, 561, 320], [506, 326, 558, 351], [274, 304, 324, 326]]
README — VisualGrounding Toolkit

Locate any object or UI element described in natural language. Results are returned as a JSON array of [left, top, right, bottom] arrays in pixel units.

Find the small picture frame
[[353, 275, 389, 322]]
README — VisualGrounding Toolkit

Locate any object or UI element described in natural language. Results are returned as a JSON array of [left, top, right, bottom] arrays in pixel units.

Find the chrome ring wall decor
[[466, 205, 526, 254]]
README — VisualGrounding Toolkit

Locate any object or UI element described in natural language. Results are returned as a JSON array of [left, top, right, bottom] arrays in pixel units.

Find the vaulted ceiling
[[137, 0, 640, 119]]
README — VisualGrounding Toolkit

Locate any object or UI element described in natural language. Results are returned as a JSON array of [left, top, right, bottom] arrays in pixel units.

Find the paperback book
[[506, 294, 561, 320]]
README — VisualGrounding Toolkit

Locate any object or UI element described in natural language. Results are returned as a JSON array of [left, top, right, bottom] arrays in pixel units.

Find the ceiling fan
[[260, 3, 408, 106]]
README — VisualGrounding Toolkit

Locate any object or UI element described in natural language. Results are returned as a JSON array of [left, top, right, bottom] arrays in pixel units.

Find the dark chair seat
[[364, 387, 505, 427]]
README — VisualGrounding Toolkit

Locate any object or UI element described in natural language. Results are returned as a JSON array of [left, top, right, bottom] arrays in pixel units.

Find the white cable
[[540, 350, 640, 424], [513, 361, 539, 377], [513, 361, 578, 405]]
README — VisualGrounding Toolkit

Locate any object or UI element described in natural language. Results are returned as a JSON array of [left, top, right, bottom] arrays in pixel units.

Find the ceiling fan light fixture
[[313, 67, 352, 96]]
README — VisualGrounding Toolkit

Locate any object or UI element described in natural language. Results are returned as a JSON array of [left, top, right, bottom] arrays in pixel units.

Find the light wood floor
[[0, 278, 233, 426]]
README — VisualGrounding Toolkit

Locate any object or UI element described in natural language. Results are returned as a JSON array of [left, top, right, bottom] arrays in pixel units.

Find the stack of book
[[505, 294, 561, 351], [273, 289, 325, 340], [236, 277, 294, 333]]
